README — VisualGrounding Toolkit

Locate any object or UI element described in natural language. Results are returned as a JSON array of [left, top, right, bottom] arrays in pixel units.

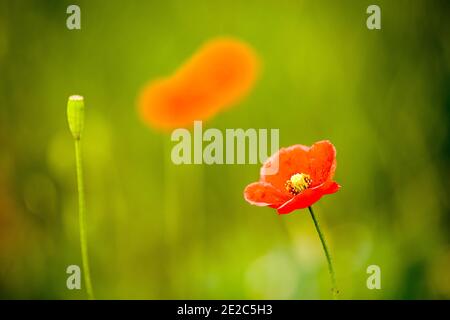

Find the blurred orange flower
[[138, 37, 260, 130]]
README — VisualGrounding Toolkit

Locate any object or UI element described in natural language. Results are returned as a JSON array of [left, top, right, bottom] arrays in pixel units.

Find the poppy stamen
[[285, 173, 312, 195]]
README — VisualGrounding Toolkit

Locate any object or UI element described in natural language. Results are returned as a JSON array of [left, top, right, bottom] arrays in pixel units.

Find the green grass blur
[[0, 0, 449, 299]]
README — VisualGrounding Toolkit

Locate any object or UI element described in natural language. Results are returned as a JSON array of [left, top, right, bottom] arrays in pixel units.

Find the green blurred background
[[1, 0, 449, 299]]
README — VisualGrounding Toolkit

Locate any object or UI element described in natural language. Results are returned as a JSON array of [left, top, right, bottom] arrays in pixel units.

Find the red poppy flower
[[244, 140, 340, 214]]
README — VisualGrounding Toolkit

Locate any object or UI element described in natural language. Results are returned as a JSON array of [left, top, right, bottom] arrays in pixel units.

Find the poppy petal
[[244, 182, 291, 207], [260, 144, 310, 192], [323, 181, 340, 194], [276, 188, 323, 214], [308, 140, 337, 186], [276, 181, 339, 214]]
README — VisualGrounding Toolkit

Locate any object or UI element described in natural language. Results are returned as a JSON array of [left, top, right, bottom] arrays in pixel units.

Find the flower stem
[[74, 139, 94, 300], [308, 206, 338, 299]]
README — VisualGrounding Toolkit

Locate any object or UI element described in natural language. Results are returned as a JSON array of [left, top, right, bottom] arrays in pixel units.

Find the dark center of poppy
[[285, 173, 312, 195]]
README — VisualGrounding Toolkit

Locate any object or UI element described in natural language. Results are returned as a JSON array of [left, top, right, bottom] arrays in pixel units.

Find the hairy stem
[[308, 206, 338, 299]]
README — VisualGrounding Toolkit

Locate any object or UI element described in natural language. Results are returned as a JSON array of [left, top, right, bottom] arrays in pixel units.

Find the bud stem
[[74, 139, 94, 300]]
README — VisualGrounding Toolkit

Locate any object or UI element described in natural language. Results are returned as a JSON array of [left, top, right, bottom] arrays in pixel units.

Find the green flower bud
[[67, 95, 85, 140]]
